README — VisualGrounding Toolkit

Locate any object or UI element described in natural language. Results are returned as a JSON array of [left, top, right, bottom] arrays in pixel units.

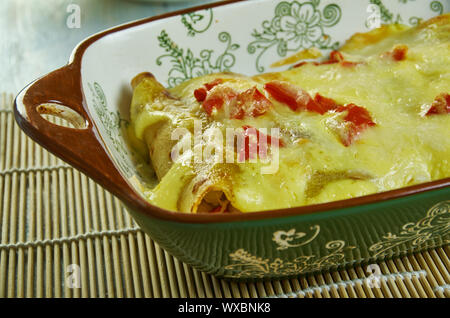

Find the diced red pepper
[[263, 80, 375, 146], [336, 123, 358, 147], [196, 80, 272, 118], [209, 206, 222, 213], [194, 78, 224, 104], [264, 81, 329, 114], [242, 126, 285, 148], [293, 51, 361, 68], [325, 51, 363, 67], [209, 205, 230, 213], [341, 61, 362, 68], [229, 103, 245, 119], [201, 86, 237, 115], [202, 96, 224, 115], [383, 45, 408, 61], [391, 45, 408, 61], [315, 50, 344, 65], [264, 81, 312, 111], [336, 104, 376, 127], [314, 93, 338, 113], [306, 99, 327, 114], [204, 78, 223, 91], [334, 104, 376, 146], [238, 125, 284, 161], [425, 93, 450, 115], [328, 50, 344, 63], [292, 61, 310, 68], [234, 87, 272, 119], [293, 61, 322, 68], [194, 87, 207, 102], [264, 81, 301, 111]]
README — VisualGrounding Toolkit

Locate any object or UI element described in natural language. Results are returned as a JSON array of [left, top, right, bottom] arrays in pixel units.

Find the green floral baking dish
[[14, 0, 450, 280]]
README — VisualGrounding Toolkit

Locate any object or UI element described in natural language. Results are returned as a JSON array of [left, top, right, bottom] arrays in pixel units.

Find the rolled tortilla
[[130, 73, 239, 213], [130, 72, 183, 180]]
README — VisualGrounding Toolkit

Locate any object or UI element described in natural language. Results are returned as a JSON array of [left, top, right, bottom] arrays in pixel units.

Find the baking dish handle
[[14, 64, 146, 207]]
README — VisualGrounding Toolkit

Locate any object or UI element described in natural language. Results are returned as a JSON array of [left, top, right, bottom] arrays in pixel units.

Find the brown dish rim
[[14, 0, 450, 224]]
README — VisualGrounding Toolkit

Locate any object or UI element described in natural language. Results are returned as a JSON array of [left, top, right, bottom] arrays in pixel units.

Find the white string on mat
[[434, 284, 450, 293], [0, 164, 72, 175], [268, 270, 428, 298], [0, 227, 142, 250]]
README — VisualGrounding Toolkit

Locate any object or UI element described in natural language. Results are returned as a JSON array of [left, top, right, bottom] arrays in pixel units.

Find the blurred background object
[[0, 0, 216, 95]]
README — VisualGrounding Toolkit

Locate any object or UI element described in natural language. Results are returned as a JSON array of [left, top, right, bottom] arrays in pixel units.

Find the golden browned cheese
[[130, 14, 450, 213]]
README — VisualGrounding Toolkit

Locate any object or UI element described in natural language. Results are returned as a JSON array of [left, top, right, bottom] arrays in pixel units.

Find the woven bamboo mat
[[1, 93, 449, 298]]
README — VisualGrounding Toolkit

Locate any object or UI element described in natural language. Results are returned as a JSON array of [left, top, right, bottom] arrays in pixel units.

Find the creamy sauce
[[130, 18, 450, 213]]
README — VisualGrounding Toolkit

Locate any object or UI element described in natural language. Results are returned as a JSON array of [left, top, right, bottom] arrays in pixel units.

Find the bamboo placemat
[[1, 93, 449, 298]]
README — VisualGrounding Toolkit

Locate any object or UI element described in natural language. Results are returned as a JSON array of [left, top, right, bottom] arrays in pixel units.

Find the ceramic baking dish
[[14, 0, 450, 280]]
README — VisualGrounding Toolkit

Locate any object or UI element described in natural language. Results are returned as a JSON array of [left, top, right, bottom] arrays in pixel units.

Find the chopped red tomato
[[425, 93, 450, 115], [334, 104, 376, 146], [238, 125, 284, 161]]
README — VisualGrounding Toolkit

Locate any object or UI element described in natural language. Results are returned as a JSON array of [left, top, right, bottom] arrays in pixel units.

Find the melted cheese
[[131, 15, 450, 213]]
